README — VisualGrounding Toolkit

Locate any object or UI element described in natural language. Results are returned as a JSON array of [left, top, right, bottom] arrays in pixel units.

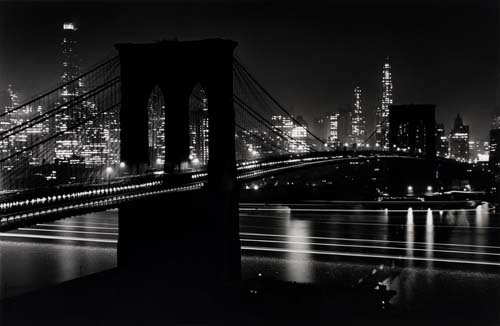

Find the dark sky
[[0, 0, 498, 139]]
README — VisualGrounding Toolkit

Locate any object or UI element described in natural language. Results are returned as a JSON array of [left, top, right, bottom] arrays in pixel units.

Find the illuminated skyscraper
[[490, 129, 500, 179], [54, 21, 118, 167], [376, 57, 393, 149], [61, 22, 81, 96], [435, 123, 449, 157], [148, 86, 166, 168], [189, 87, 209, 166], [326, 113, 341, 148], [55, 21, 81, 163], [449, 114, 469, 161], [352, 86, 366, 145]]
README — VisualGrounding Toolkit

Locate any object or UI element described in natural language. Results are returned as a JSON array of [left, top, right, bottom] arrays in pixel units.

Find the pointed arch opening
[[147, 85, 166, 171]]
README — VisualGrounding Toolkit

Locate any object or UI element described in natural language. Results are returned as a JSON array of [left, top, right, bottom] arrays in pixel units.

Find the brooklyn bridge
[[0, 39, 497, 325]]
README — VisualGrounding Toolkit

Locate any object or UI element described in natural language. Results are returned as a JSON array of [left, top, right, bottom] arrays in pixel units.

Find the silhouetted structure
[[116, 39, 240, 284], [388, 104, 436, 159], [490, 129, 500, 178]]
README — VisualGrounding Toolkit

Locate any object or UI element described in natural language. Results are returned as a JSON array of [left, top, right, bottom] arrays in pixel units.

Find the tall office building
[[55, 21, 119, 167], [338, 105, 352, 145], [352, 86, 366, 145], [55, 21, 81, 163], [435, 123, 449, 157], [490, 129, 500, 178], [326, 113, 341, 148], [376, 57, 393, 149], [388, 104, 436, 158], [60, 22, 81, 95], [189, 87, 209, 166], [148, 86, 166, 167], [312, 116, 329, 143], [449, 114, 469, 161]]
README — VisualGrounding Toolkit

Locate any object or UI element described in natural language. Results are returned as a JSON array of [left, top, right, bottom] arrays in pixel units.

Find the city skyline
[[0, 4, 499, 325], [0, 0, 497, 140]]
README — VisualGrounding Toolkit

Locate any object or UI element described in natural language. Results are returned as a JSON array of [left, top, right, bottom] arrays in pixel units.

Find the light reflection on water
[[1, 203, 499, 315], [424, 209, 435, 292], [285, 215, 312, 283], [0, 240, 116, 299], [395, 207, 417, 307], [474, 203, 490, 254]]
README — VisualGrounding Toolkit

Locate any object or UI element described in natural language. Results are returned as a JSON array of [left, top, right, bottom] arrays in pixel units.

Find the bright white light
[[119, 162, 126, 168], [407, 185, 413, 192], [63, 23, 76, 31], [478, 154, 489, 161], [253, 185, 259, 190], [106, 167, 113, 174], [427, 186, 433, 192]]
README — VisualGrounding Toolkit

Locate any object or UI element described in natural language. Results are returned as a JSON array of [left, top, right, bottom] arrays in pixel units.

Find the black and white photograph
[[0, 0, 498, 325]]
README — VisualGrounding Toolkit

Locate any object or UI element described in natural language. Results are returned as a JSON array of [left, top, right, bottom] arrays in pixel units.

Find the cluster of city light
[[270, 115, 311, 154], [351, 86, 366, 144], [247, 145, 260, 157]]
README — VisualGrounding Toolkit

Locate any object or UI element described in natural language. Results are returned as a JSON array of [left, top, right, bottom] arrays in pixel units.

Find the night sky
[[0, 0, 498, 140]]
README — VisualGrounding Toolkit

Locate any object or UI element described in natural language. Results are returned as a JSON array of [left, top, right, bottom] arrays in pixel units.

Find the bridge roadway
[[0, 151, 446, 231]]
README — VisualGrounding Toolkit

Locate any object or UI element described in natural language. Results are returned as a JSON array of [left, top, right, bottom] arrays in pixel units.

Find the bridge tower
[[115, 40, 240, 285]]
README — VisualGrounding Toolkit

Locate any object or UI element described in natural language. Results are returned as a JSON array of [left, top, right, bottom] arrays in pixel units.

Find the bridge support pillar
[[116, 39, 240, 290]]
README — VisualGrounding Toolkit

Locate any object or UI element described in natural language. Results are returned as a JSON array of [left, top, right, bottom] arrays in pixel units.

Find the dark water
[[1, 203, 499, 318]]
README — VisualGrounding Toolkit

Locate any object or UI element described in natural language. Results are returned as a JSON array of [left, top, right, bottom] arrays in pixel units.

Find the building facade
[[436, 123, 449, 158], [449, 114, 469, 161], [490, 129, 500, 179], [388, 104, 436, 158], [271, 115, 309, 154], [376, 57, 393, 149], [189, 87, 209, 166], [352, 86, 366, 145]]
